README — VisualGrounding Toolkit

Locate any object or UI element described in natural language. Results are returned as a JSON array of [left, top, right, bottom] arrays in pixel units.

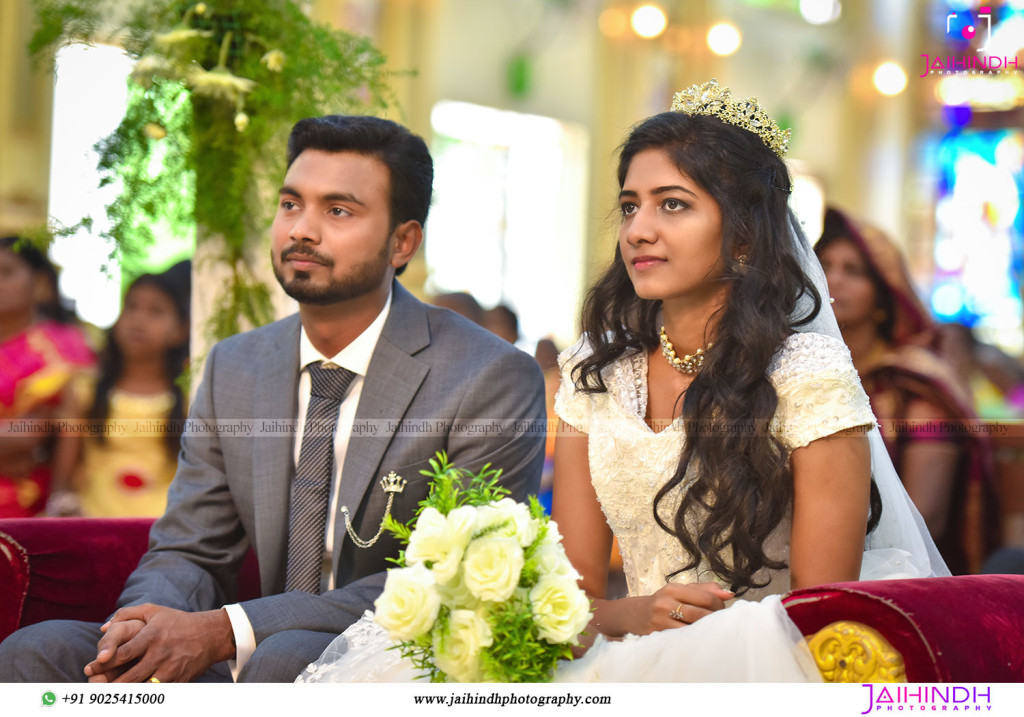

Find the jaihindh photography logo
[[948, 6, 994, 51], [860, 684, 993, 713], [920, 5, 1020, 76]]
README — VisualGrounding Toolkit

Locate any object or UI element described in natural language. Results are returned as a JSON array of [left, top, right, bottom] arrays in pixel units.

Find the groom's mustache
[[281, 245, 335, 267]]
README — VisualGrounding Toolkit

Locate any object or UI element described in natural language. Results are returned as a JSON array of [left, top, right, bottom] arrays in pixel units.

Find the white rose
[[433, 608, 493, 682], [437, 566, 480, 610], [533, 542, 580, 581], [462, 535, 524, 602], [519, 515, 542, 548], [475, 498, 538, 547], [406, 505, 477, 584], [374, 564, 441, 641], [529, 574, 591, 644]]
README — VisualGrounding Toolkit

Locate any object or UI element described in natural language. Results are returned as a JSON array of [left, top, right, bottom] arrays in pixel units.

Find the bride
[[298, 80, 947, 683]]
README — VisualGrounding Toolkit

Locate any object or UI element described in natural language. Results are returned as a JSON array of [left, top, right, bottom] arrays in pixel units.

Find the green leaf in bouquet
[[518, 550, 541, 587], [461, 464, 512, 506], [527, 494, 546, 520], [385, 451, 517, 545], [523, 499, 549, 556], [382, 514, 412, 545], [518, 528, 548, 587], [420, 451, 512, 512], [480, 598, 572, 682]]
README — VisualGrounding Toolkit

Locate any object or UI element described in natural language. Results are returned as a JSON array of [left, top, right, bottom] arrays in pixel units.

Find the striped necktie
[[284, 361, 356, 593]]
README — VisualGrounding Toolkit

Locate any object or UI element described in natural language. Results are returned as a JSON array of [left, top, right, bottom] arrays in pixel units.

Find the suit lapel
[[251, 315, 301, 596], [334, 283, 430, 559]]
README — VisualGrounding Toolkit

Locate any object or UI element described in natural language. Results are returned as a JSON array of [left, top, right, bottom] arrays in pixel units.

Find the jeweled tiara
[[670, 79, 791, 158]]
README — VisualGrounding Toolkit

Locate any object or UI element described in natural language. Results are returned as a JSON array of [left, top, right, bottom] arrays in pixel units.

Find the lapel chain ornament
[[340, 471, 407, 548], [670, 79, 791, 158]]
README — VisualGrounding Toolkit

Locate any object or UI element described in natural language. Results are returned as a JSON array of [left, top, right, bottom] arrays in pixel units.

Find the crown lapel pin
[[340, 471, 406, 549], [380, 471, 407, 494]]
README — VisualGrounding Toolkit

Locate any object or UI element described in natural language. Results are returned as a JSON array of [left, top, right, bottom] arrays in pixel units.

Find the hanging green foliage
[[29, 0, 393, 340]]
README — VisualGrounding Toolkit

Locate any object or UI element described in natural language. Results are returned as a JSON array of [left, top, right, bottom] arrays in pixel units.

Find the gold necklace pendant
[[659, 326, 713, 375]]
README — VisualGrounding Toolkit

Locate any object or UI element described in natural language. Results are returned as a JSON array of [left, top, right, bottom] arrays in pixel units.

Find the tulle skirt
[[296, 595, 821, 683]]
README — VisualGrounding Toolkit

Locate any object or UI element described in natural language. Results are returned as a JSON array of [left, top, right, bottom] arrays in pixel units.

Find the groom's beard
[[272, 243, 390, 305]]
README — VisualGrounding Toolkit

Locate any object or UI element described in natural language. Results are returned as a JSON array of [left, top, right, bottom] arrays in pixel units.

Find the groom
[[0, 116, 546, 682]]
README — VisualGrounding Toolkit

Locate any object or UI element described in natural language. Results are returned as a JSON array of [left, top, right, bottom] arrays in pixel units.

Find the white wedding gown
[[297, 331, 947, 684]]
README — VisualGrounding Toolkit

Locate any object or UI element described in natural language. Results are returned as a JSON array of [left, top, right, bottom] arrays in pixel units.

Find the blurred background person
[[936, 322, 1024, 420], [0, 235, 95, 518], [531, 337, 561, 513], [535, 336, 562, 512], [982, 546, 1024, 574], [534, 337, 559, 376], [816, 208, 1000, 574], [431, 291, 485, 325], [937, 322, 1024, 552], [55, 262, 191, 518], [482, 304, 519, 345]]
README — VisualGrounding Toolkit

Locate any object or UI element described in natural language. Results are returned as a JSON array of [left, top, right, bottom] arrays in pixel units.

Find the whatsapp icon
[[42, 691, 57, 706]]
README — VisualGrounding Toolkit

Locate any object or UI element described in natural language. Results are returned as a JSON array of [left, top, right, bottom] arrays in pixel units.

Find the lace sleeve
[[554, 336, 593, 434], [768, 333, 877, 451]]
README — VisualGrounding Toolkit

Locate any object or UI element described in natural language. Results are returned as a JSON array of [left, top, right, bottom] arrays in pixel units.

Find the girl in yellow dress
[[74, 262, 190, 517]]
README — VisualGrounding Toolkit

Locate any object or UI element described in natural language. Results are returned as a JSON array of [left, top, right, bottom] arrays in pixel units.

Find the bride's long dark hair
[[573, 111, 869, 594]]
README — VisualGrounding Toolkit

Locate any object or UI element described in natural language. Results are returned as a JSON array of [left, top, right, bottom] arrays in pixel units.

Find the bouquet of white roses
[[373, 453, 591, 682]]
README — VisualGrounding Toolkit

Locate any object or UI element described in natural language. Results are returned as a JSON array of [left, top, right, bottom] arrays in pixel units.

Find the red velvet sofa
[[0, 518, 260, 641], [1, 518, 1022, 682], [783, 577, 1024, 682]]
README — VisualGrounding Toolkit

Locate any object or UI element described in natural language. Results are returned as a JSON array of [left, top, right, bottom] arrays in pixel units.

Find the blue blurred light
[[932, 283, 966, 318], [944, 9, 975, 47], [942, 104, 972, 127]]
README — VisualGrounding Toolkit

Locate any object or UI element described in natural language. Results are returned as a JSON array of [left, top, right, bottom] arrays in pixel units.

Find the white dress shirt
[[224, 291, 392, 678]]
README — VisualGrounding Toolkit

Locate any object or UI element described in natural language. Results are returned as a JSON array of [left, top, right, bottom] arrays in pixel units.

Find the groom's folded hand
[[83, 618, 144, 683], [84, 604, 236, 683]]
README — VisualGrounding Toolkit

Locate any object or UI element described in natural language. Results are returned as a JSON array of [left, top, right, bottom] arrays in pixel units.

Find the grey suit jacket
[[118, 282, 546, 643]]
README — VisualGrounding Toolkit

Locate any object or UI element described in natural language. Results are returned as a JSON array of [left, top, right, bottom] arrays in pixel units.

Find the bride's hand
[[621, 582, 733, 636]]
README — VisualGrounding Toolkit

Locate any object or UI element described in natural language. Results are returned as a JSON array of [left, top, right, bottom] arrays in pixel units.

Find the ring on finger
[[669, 604, 687, 623], [147, 677, 160, 684]]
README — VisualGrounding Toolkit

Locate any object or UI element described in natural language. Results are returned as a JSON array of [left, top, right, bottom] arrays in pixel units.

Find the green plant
[[30, 0, 393, 339]]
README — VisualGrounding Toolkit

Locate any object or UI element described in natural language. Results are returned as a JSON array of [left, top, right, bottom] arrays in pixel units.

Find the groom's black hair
[[286, 116, 433, 276]]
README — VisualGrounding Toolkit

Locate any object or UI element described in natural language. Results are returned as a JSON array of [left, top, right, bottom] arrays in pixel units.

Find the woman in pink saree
[[0, 236, 95, 517]]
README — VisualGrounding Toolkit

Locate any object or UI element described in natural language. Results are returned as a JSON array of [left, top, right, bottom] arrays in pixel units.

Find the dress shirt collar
[[298, 290, 392, 376]]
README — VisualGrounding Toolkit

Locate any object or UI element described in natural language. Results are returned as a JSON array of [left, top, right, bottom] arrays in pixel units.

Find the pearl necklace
[[659, 326, 713, 375]]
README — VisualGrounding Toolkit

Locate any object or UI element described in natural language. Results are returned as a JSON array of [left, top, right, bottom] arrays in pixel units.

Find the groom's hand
[[82, 618, 145, 682], [84, 605, 236, 683]]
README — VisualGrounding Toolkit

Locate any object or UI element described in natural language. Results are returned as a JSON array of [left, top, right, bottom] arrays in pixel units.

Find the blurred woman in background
[[0, 235, 94, 517], [816, 208, 1000, 573]]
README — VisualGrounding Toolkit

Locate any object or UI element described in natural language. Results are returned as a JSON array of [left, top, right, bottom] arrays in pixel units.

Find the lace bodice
[[554, 332, 876, 599]]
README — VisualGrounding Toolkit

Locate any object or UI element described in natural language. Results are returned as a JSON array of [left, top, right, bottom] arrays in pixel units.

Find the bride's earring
[[735, 254, 749, 274]]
